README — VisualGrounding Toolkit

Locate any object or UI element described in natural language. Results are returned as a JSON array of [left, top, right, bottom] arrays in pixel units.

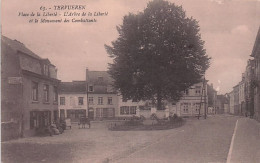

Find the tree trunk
[[157, 91, 162, 110]]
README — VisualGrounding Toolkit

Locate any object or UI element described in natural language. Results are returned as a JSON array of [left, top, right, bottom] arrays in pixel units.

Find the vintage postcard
[[1, 0, 260, 162]]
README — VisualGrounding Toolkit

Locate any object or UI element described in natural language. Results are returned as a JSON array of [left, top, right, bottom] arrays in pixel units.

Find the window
[[43, 85, 49, 102], [120, 106, 137, 115], [88, 97, 94, 105], [108, 97, 113, 105], [32, 82, 38, 101], [60, 97, 65, 105], [120, 106, 129, 115], [130, 106, 137, 114], [182, 103, 189, 113], [53, 86, 58, 102], [98, 97, 103, 105], [43, 64, 49, 76], [195, 103, 200, 112], [30, 111, 37, 129], [88, 85, 94, 92], [78, 97, 84, 105], [195, 86, 201, 95], [30, 111, 51, 129]]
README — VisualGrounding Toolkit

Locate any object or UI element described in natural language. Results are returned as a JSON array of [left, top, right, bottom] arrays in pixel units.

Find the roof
[[1, 36, 42, 60], [59, 81, 86, 93], [217, 94, 229, 103], [251, 26, 260, 57], [87, 71, 114, 85]]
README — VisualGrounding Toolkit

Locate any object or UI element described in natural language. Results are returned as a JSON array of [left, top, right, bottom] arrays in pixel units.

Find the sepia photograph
[[1, 0, 260, 162]]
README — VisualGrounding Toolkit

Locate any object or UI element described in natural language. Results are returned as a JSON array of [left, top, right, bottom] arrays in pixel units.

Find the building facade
[[85, 69, 208, 119], [1, 36, 60, 140], [173, 81, 208, 117], [215, 95, 229, 114], [251, 27, 260, 121], [233, 85, 240, 115], [244, 59, 255, 117], [58, 81, 88, 122], [86, 69, 119, 120], [229, 90, 235, 114], [207, 84, 217, 114], [238, 76, 246, 116]]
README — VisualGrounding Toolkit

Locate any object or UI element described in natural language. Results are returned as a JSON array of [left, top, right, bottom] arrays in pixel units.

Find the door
[[88, 108, 94, 120], [60, 109, 65, 120]]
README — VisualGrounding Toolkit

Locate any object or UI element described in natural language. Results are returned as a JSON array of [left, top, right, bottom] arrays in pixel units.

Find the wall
[[176, 82, 207, 117], [58, 93, 88, 118], [117, 96, 146, 117], [1, 41, 23, 141], [49, 65, 57, 79], [88, 93, 118, 119], [22, 75, 59, 136], [19, 54, 42, 75]]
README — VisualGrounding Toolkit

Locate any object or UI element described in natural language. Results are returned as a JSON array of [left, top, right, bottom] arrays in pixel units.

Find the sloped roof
[[1, 36, 42, 60], [59, 81, 86, 93], [87, 71, 114, 85], [251, 26, 260, 57]]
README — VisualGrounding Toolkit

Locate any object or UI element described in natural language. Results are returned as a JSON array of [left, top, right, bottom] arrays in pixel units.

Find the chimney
[[211, 83, 213, 88]]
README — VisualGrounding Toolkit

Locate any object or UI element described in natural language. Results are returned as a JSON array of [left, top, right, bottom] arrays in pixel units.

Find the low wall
[[156, 110, 166, 119], [1, 122, 20, 141], [139, 109, 169, 119], [139, 110, 152, 118]]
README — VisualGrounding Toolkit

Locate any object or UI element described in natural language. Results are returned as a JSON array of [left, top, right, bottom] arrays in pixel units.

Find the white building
[[58, 81, 88, 122], [172, 81, 208, 117], [86, 69, 118, 120]]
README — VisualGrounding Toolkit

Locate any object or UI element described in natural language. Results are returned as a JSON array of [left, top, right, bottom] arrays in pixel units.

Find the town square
[[1, 0, 260, 162]]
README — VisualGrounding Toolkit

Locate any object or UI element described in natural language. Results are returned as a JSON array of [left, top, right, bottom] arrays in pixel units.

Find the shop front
[[67, 109, 86, 122]]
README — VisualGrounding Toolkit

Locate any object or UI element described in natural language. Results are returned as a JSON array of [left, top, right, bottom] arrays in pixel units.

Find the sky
[[1, 0, 260, 94]]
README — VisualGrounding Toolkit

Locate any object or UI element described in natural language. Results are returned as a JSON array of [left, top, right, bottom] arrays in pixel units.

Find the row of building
[[228, 27, 260, 122], [2, 36, 224, 140]]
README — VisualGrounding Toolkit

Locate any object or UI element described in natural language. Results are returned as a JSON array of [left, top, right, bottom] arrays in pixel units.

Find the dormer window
[[43, 64, 49, 76], [88, 85, 94, 92]]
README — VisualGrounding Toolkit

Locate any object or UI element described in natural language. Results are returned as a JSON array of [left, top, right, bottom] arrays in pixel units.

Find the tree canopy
[[105, 0, 210, 110]]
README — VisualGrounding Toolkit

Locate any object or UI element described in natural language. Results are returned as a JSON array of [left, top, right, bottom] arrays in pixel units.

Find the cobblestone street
[[2, 120, 183, 163], [2, 115, 253, 163]]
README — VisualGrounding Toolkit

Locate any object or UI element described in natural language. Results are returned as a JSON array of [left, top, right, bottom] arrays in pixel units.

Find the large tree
[[105, 0, 210, 110]]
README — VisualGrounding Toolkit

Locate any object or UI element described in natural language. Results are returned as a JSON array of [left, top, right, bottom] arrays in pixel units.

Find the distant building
[[244, 59, 255, 117], [174, 80, 208, 117], [216, 95, 229, 114], [86, 69, 118, 120], [58, 81, 87, 122], [251, 26, 260, 121], [229, 90, 235, 114], [85, 68, 209, 119], [238, 74, 246, 115], [1, 36, 60, 140], [224, 93, 230, 113], [207, 84, 217, 114], [233, 84, 240, 115]]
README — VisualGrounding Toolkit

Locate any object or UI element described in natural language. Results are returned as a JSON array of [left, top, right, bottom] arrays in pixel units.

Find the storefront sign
[[8, 77, 22, 84]]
